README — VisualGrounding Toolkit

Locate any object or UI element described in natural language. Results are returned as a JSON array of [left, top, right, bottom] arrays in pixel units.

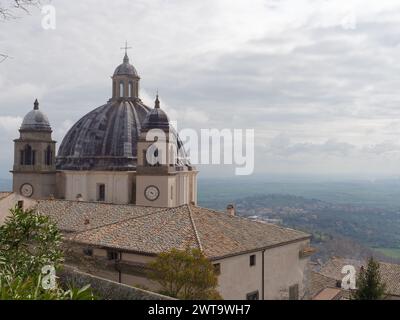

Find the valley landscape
[[198, 176, 400, 263]]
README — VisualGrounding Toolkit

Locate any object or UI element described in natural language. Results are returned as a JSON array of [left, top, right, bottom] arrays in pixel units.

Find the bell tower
[[12, 99, 57, 199], [136, 95, 198, 207]]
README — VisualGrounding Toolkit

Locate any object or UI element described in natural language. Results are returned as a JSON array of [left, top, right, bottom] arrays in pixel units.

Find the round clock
[[144, 185, 160, 201], [20, 183, 34, 198]]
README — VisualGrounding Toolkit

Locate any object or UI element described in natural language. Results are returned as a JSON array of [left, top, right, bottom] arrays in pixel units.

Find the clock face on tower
[[144, 185, 160, 201], [20, 183, 34, 198]]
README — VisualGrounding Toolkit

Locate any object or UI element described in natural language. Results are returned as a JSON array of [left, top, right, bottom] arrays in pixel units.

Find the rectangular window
[[17, 200, 24, 209], [83, 248, 93, 256], [213, 263, 221, 276], [250, 254, 256, 266], [97, 184, 105, 202], [107, 250, 119, 261], [289, 284, 299, 300], [246, 291, 259, 300]]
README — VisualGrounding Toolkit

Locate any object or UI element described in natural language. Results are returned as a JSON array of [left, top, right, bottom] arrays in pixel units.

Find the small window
[[129, 82, 133, 97], [44, 145, 52, 166], [213, 263, 221, 276], [250, 254, 256, 266], [17, 200, 24, 209], [83, 248, 93, 256], [97, 184, 105, 202], [289, 284, 299, 300], [107, 250, 119, 261], [246, 291, 259, 300], [119, 81, 124, 98]]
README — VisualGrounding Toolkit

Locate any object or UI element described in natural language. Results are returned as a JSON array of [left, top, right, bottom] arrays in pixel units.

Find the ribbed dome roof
[[56, 100, 151, 171], [113, 54, 139, 77], [20, 99, 52, 132]]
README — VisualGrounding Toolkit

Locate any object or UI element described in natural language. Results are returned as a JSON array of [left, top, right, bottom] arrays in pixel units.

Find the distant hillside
[[198, 177, 400, 210], [232, 194, 400, 263], [0, 179, 11, 192]]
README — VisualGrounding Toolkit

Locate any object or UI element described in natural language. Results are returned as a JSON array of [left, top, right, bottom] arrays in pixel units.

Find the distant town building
[[308, 257, 400, 300]]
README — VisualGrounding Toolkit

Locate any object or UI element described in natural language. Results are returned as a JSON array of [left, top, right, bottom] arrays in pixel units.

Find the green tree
[[0, 206, 95, 300], [352, 257, 387, 300], [148, 248, 221, 300], [0, 206, 64, 277]]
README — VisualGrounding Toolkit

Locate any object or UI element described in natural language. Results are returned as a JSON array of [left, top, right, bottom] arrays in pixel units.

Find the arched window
[[22, 144, 35, 165], [119, 81, 124, 98], [44, 145, 53, 166], [129, 82, 133, 97]]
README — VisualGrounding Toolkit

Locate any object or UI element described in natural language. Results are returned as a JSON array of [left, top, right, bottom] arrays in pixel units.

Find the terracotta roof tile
[[319, 257, 400, 297], [35, 200, 310, 259]]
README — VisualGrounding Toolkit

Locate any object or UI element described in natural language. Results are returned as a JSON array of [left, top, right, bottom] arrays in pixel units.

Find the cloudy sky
[[2, 0, 400, 179]]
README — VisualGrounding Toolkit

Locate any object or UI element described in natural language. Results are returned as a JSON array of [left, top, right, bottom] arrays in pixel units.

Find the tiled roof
[[307, 271, 339, 299], [319, 257, 400, 297], [35, 200, 310, 259], [312, 287, 342, 300], [190, 206, 310, 259], [35, 200, 169, 232]]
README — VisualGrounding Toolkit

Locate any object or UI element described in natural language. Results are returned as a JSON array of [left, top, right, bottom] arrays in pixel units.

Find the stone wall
[[59, 265, 174, 300]]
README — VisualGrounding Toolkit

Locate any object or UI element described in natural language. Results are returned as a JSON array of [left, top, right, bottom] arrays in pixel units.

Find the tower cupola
[[111, 42, 140, 100]]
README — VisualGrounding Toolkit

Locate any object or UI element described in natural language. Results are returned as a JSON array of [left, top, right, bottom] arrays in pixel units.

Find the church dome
[[113, 53, 139, 77], [20, 99, 52, 132], [56, 51, 190, 171], [56, 100, 151, 171]]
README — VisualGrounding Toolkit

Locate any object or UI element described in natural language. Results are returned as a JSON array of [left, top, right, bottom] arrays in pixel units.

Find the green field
[[373, 248, 400, 259]]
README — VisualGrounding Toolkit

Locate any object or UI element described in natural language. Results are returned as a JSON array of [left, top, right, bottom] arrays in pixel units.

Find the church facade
[[11, 52, 198, 207], [5, 50, 314, 300]]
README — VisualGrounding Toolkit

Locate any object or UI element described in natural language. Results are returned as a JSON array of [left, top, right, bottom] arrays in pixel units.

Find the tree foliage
[[148, 248, 221, 300], [352, 256, 387, 300], [0, 206, 95, 300], [0, 0, 41, 20]]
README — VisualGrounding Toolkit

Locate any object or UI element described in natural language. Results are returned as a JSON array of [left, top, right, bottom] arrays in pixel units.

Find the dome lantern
[[111, 41, 140, 100]]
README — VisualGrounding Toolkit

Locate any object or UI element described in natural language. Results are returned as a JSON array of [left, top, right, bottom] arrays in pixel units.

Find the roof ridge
[[192, 205, 309, 236], [65, 206, 173, 236], [187, 205, 203, 252]]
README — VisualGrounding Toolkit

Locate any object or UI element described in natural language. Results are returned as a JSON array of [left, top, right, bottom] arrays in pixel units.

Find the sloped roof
[[0, 192, 12, 201], [319, 257, 400, 297], [35, 200, 168, 233], [35, 200, 310, 259], [307, 271, 339, 299]]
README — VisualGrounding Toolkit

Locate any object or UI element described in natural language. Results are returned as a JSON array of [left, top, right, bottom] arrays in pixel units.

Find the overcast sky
[[2, 0, 400, 179]]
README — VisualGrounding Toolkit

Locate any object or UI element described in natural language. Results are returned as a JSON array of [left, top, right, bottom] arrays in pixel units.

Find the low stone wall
[[59, 265, 174, 300]]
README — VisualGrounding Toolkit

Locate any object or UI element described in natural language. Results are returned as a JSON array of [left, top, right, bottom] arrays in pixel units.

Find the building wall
[[214, 252, 263, 300], [13, 172, 56, 200], [214, 239, 311, 300], [68, 239, 311, 300], [136, 171, 197, 207], [58, 171, 136, 204], [263, 240, 310, 300], [0, 193, 37, 226]]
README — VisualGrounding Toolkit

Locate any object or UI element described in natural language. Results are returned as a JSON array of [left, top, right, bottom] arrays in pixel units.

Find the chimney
[[226, 204, 235, 216]]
